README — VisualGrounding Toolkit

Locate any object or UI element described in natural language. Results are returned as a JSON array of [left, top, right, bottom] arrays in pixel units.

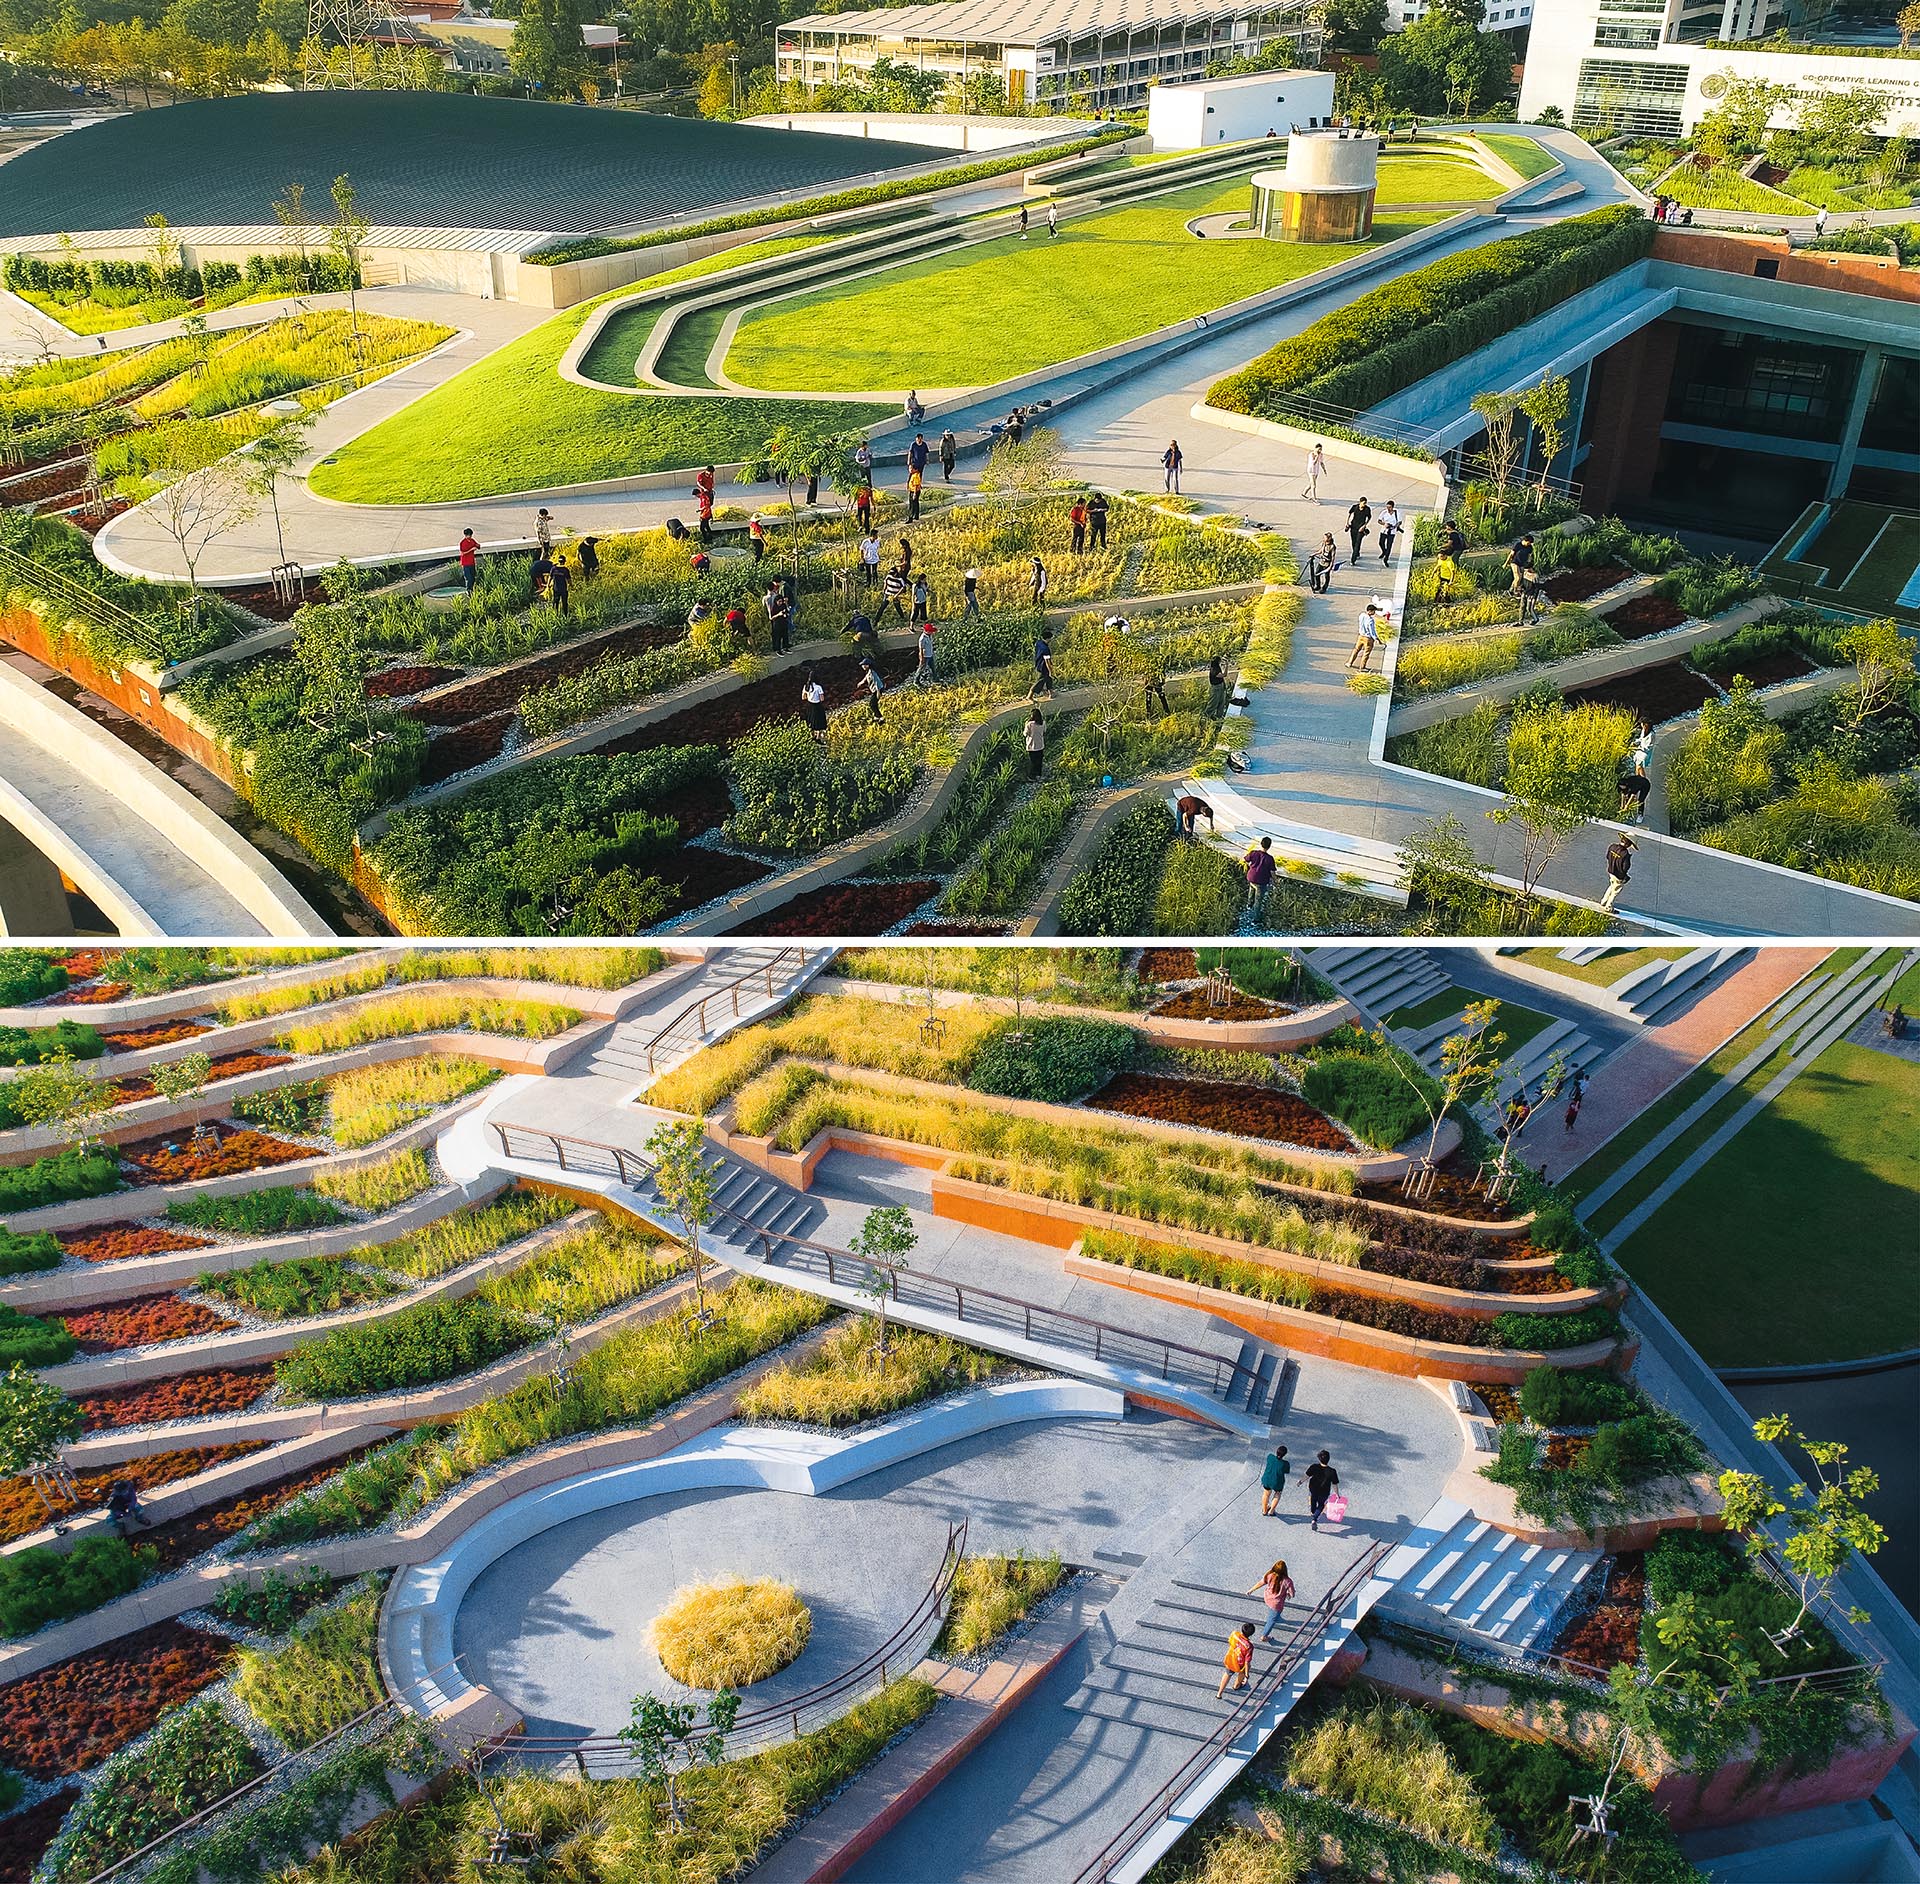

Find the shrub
[[167, 1187, 347, 1235], [1644, 1530, 1741, 1608], [1491, 1306, 1620, 1351], [0, 1230, 62, 1277], [0, 1146, 122, 1213], [0, 1535, 153, 1639], [198, 1255, 399, 1320], [1656, 556, 1758, 621], [233, 1080, 327, 1135], [737, 1318, 1011, 1428], [1503, 698, 1635, 817], [312, 1146, 433, 1214], [1285, 1695, 1498, 1852], [209, 1566, 334, 1634], [966, 1017, 1138, 1105], [0, 1305, 74, 1367], [726, 719, 918, 855], [1584, 1413, 1697, 1487], [1643, 1571, 1841, 1682], [46, 1702, 257, 1881], [0, 1021, 104, 1067], [649, 1578, 812, 1690], [1517, 1364, 1639, 1427], [245, 1431, 438, 1548], [0, 951, 68, 1004], [935, 1550, 1065, 1659], [1058, 801, 1175, 937], [274, 1295, 533, 1401], [1150, 836, 1244, 934], [1300, 1053, 1430, 1150], [234, 1586, 386, 1748]]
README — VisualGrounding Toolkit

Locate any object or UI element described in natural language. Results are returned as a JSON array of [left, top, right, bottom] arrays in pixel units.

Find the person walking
[[546, 552, 571, 614], [1306, 1450, 1339, 1531], [907, 464, 923, 523], [764, 580, 791, 655], [860, 530, 882, 589], [1175, 793, 1214, 839], [916, 620, 937, 686], [458, 527, 480, 596], [1813, 204, 1829, 238], [1345, 496, 1372, 566], [855, 482, 874, 534], [1029, 629, 1054, 698], [1087, 488, 1109, 548], [962, 565, 981, 619], [1303, 443, 1327, 501], [1442, 519, 1467, 561], [1018, 204, 1029, 239], [1259, 1444, 1290, 1517], [1162, 439, 1183, 494], [853, 439, 873, 481], [1142, 667, 1171, 718], [1209, 653, 1229, 716], [1069, 496, 1087, 554], [1601, 834, 1636, 911], [1244, 835, 1275, 921], [1216, 1623, 1255, 1699], [801, 667, 828, 741], [908, 432, 930, 480], [534, 507, 554, 553], [859, 655, 885, 722], [882, 562, 911, 621], [939, 429, 957, 481], [1248, 1560, 1296, 1641], [696, 484, 714, 545], [1508, 533, 1536, 621], [577, 535, 599, 581], [747, 515, 766, 561], [1029, 554, 1048, 606], [911, 571, 931, 626], [1434, 549, 1459, 606], [1047, 202, 1059, 237], [1024, 705, 1046, 776], [1376, 501, 1401, 565], [1349, 602, 1381, 670], [1564, 1082, 1583, 1135]]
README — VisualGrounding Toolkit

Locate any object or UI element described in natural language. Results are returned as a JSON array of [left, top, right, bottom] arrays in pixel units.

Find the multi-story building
[[1389, 0, 1532, 37], [775, 0, 1322, 115], [1519, 0, 1920, 137]]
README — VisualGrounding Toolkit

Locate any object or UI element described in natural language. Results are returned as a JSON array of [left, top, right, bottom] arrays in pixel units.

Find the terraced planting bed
[[1541, 561, 1631, 605], [103, 1051, 291, 1106], [61, 1291, 238, 1352], [118, 1125, 318, 1187], [1602, 593, 1690, 640], [94, 1021, 214, 1053], [122, 1444, 386, 1570], [1085, 1072, 1357, 1153], [725, 877, 940, 937], [1551, 1550, 1647, 1667], [0, 1445, 265, 1545], [0, 1789, 78, 1884], [1149, 985, 1292, 1021], [1562, 661, 1720, 724], [1359, 1157, 1515, 1222], [58, 1224, 214, 1264], [77, 1364, 274, 1432], [1694, 642, 1814, 690]]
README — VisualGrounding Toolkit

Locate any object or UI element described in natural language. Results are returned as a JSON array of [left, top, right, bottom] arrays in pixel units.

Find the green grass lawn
[[724, 182, 1438, 393], [310, 236, 880, 505], [1658, 162, 1810, 215], [1508, 946, 1681, 988], [1613, 1038, 1919, 1365], [1387, 990, 1557, 1056], [1374, 155, 1504, 204], [1478, 134, 1557, 182], [1387, 988, 1465, 1031]]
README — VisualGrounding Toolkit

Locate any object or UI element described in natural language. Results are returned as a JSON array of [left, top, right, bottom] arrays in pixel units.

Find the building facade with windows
[[776, 0, 1321, 114], [1389, 0, 1531, 36], [1519, 0, 1920, 137]]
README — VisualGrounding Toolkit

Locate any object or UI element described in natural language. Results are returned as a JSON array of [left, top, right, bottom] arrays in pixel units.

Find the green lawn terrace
[[308, 138, 1511, 506], [1603, 119, 1920, 219], [1383, 506, 1920, 910], [1763, 498, 1920, 629]]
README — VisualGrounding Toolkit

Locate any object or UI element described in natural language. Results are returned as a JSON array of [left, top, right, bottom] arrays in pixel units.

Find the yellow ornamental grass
[[311, 1145, 433, 1214], [276, 991, 580, 1055], [648, 1578, 812, 1689], [325, 1055, 499, 1149], [1284, 1696, 1498, 1852]]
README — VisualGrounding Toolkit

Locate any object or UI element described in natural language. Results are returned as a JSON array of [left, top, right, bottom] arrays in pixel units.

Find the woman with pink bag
[[1306, 1450, 1341, 1531]]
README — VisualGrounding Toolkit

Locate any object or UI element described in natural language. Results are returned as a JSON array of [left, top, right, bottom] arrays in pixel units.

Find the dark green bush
[[0, 1147, 122, 1213], [0, 1230, 62, 1277], [1492, 1306, 1621, 1352], [1585, 1413, 1697, 1487], [1517, 1364, 1640, 1427], [0, 1536, 154, 1639], [275, 1297, 533, 1402], [246, 1431, 438, 1547], [0, 1021, 104, 1067], [1300, 1052, 1430, 1150], [200, 1255, 397, 1321], [167, 1187, 347, 1234], [0, 1305, 74, 1367], [1058, 801, 1174, 938], [1644, 1530, 1741, 1607], [233, 1081, 327, 1135], [0, 951, 69, 1005], [967, 1017, 1139, 1105], [1642, 1572, 1842, 1681], [209, 1566, 335, 1633], [726, 720, 917, 856]]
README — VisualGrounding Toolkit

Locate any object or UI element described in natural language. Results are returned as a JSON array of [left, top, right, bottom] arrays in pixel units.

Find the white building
[[1145, 67, 1335, 146], [1391, 0, 1531, 34], [776, 0, 1322, 115], [1519, 0, 1920, 137]]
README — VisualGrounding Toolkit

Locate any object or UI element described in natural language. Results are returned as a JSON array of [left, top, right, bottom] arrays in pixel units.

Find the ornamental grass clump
[[935, 1550, 1066, 1659], [324, 1055, 499, 1148], [1284, 1695, 1498, 1852], [649, 1578, 812, 1689], [354, 1188, 576, 1279], [737, 1318, 1012, 1428], [234, 1585, 387, 1749], [274, 992, 580, 1054], [312, 1145, 434, 1214]]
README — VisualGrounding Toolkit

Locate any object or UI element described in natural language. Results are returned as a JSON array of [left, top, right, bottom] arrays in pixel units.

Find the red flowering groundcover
[[59, 1224, 214, 1264], [78, 1366, 273, 1432], [119, 1126, 314, 1186], [1553, 1552, 1646, 1669], [50, 982, 131, 1006], [135, 1442, 383, 1570], [1087, 1073, 1353, 1153], [108, 1052, 292, 1107], [62, 1292, 238, 1354], [0, 1620, 232, 1780], [0, 1445, 266, 1545], [98, 1021, 213, 1053]]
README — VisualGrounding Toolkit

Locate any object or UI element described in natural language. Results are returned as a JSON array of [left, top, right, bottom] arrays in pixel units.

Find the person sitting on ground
[[1618, 759, 1651, 824], [1175, 793, 1214, 839], [106, 1480, 149, 1534]]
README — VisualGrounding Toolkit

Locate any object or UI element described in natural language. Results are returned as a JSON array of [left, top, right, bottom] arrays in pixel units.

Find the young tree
[[327, 174, 370, 347], [1468, 390, 1523, 495], [272, 179, 315, 295], [646, 1117, 719, 1320], [1692, 73, 1790, 165], [1372, 998, 1507, 1196], [760, 421, 855, 591], [1836, 617, 1915, 726], [617, 1690, 740, 1824], [13, 1049, 114, 1151], [1398, 812, 1494, 931], [293, 605, 378, 746], [1486, 781, 1586, 911], [150, 1050, 214, 1143], [1718, 1419, 1886, 1650], [0, 1364, 82, 1519], [144, 209, 179, 278], [848, 1203, 917, 1360], [240, 408, 318, 571], [1519, 369, 1571, 491], [140, 420, 260, 626]]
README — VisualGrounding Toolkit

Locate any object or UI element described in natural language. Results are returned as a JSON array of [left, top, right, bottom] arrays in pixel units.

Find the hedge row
[[1207, 206, 1653, 422], [526, 129, 1130, 266]]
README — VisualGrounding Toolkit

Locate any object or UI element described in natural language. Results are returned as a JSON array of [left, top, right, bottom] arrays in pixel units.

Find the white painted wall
[[1146, 68, 1336, 149], [742, 111, 1079, 151]]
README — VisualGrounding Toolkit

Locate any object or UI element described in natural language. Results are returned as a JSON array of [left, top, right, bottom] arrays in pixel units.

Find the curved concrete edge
[[1188, 397, 1447, 487], [379, 1379, 1126, 1721], [0, 660, 330, 938], [0, 765, 160, 938], [0, 949, 376, 1032]]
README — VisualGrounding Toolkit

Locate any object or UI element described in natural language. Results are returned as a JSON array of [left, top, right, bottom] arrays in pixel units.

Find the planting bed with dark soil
[[0, 1445, 266, 1545], [658, 771, 737, 841], [418, 710, 513, 786], [62, 1291, 239, 1354], [0, 1619, 233, 1780], [0, 1787, 79, 1884], [134, 1442, 383, 1569], [653, 843, 774, 919], [730, 877, 940, 937], [408, 617, 682, 724], [1359, 1157, 1514, 1222], [209, 581, 306, 623], [1544, 1431, 1593, 1470], [1086, 1072, 1355, 1153], [1541, 563, 1631, 606], [1150, 986, 1292, 1021], [1563, 662, 1719, 725], [1139, 949, 1200, 981], [1695, 646, 1815, 691], [77, 1364, 274, 1432], [108, 1051, 291, 1106], [7, 465, 91, 511], [366, 663, 460, 699], [48, 981, 131, 1007], [605, 647, 918, 756], [1551, 1550, 1646, 1670], [119, 1125, 315, 1186], [902, 920, 1010, 936], [1603, 593, 1690, 640], [98, 1020, 213, 1053], [60, 1223, 213, 1264]]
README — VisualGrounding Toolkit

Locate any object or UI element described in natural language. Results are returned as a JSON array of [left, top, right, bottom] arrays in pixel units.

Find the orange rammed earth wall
[[1655, 228, 1920, 304], [0, 606, 239, 784]]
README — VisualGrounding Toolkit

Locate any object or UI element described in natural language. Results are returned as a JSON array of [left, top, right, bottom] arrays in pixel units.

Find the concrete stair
[[1378, 1506, 1600, 1655], [587, 946, 829, 1085], [1308, 946, 1452, 1020], [1186, 784, 1410, 906], [1613, 947, 1748, 1024]]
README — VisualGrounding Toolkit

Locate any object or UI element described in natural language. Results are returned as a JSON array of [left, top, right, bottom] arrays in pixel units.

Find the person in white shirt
[[1303, 444, 1327, 501], [1376, 501, 1402, 565], [860, 533, 882, 588]]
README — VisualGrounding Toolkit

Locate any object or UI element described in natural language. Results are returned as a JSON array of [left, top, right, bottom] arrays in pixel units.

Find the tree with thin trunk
[[1469, 389, 1522, 494], [144, 210, 178, 279], [1486, 728, 1591, 914], [849, 1204, 916, 1361], [0, 1364, 82, 1520], [1519, 368, 1570, 492], [150, 1050, 214, 1143], [617, 1690, 739, 1825], [140, 420, 260, 629], [241, 409, 318, 570], [1837, 618, 1914, 727], [760, 422, 854, 608], [12, 1049, 114, 1151], [1901, 0, 1920, 52], [1370, 998, 1507, 1197], [327, 174, 370, 349], [272, 180, 315, 297], [647, 1117, 719, 1321]]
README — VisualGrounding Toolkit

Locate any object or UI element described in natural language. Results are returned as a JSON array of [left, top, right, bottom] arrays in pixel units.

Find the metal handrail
[[469, 1517, 969, 1776], [0, 542, 172, 664], [490, 1123, 1261, 1404], [640, 947, 808, 1074], [1069, 1537, 1398, 1884]]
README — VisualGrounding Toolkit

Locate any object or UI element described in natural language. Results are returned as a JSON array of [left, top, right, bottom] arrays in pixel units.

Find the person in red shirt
[[723, 604, 747, 647], [457, 528, 479, 596], [1069, 498, 1087, 553]]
